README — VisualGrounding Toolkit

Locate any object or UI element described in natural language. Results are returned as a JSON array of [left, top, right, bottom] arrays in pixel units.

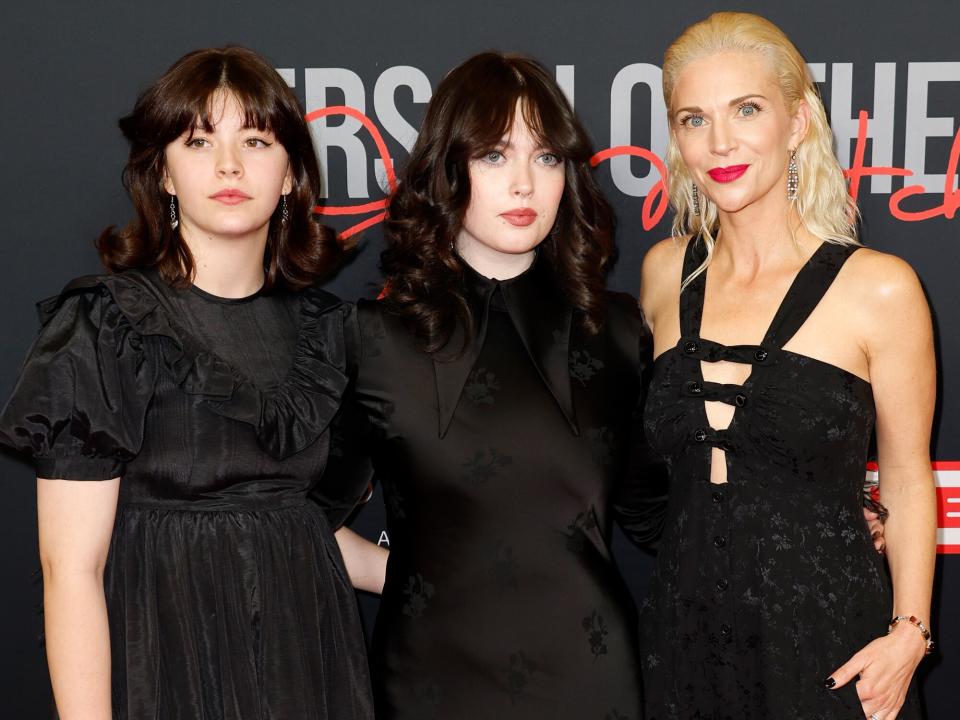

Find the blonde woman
[[639, 12, 935, 720]]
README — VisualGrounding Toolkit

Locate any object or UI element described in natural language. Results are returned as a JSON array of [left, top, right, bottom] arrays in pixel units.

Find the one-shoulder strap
[[679, 235, 709, 337], [761, 242, 860, 349]]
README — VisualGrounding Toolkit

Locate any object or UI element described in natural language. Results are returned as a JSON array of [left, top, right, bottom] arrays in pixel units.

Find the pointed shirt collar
[[433, 255, 577, 438]]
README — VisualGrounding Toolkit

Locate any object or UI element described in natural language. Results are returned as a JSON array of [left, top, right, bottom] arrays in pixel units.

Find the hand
[[863, 507, 885, 554], [825, 623, 926, 719]]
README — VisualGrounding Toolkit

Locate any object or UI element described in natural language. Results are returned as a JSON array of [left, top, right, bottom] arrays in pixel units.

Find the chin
[[493, 239, 544, 255], [708, 191, 755, 215]]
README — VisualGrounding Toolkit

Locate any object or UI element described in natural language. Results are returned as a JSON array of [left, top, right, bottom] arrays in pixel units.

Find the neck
[[182, 227, 268, 298], [455, 236, 536, 280], [714, 196, 815, 277]]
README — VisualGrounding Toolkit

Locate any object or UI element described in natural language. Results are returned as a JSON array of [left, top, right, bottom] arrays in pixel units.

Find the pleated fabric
[[1, 269, 373, 720]]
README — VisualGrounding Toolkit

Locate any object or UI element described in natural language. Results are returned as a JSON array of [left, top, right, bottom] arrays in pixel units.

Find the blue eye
[[539, 153, 562, 167], [739, 102, 761, 117], [686, 115, 705, 128], [483, 151, 504, 164]]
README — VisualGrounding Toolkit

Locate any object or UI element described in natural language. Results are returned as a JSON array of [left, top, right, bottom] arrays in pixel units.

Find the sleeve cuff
[[35, 456, 123, 481]]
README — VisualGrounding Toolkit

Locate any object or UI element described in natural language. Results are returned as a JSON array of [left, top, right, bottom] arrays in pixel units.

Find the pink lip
[[707, 164, 750, 183], [210, 188, 252, 205], [500, 208, 537, 227]]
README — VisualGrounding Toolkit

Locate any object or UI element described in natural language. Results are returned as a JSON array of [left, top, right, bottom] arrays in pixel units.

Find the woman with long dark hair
[[320, 51, 663, 720], [0, 47, 373, 719]]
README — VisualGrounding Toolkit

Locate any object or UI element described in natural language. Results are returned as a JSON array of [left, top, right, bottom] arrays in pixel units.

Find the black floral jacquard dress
[[323, 257, 664, 720], [0, 270, 373, 720], [638, 238, 921, 719]]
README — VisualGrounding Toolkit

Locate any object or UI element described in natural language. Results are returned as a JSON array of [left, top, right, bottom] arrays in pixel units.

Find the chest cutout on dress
[[670, 239, 862, 486]]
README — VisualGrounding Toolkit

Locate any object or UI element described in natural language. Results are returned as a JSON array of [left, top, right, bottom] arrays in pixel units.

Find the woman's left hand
[[826, 622, 927, 719]]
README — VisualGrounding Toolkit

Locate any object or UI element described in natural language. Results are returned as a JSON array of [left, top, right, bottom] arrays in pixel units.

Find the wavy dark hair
[[381, 52, 615, 353], [98, 46, 341, 290]]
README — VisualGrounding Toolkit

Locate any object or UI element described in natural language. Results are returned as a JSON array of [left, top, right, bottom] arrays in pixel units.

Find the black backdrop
[[1, 1, 957, 716]]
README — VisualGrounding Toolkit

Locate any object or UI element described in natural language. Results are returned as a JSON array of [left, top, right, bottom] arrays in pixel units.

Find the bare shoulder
[[841, 246, 927, 309], [641, 235, 689, 282], [640, 235, 690, 313]]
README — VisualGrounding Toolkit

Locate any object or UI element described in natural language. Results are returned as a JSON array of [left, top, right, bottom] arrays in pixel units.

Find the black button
[[716, 578, 729, 591], [694, 429, 708, 442], [712, 492, 724, 504], [753, 349, 768, 362], [720, 623, 732, 636], [734, 393, 748, 407], [713, 535, 726, 548], [688, 381, 703, 394], [684, 340, 700, 354]]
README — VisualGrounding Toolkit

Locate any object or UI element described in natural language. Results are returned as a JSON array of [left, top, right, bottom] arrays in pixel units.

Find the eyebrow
[[673, 93, 769, 116]]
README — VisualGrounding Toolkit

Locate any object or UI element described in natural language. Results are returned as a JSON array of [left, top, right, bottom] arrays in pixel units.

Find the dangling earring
[[281, 194, 289, 225], [691, 184, 701, 217], [787, 149, 799, 201], [169, 196, 178, 230]]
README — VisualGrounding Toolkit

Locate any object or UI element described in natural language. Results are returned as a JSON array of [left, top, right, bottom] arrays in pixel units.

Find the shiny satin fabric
[[0, 270, 373, 720], [324, 257, 666, 720]]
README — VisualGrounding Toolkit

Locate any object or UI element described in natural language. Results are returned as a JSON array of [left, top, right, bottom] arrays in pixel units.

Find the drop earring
[[281, 194, 289, 225], [691, 184, 701, 216], [169, 196, 178, 230], [787, 149, 799, 200]]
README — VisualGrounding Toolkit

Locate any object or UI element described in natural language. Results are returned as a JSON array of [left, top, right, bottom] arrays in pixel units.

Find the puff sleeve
[[0, 281, 156, 480]]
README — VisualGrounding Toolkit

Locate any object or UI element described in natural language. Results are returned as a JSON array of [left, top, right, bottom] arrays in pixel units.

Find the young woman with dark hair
[[0, 46, 374, 719], [320, 51, 665, 720]]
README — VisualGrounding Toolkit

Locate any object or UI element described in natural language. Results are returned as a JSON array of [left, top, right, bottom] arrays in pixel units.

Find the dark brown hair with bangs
[[382, 51, 615, 353], [97, 45, 340, 290]]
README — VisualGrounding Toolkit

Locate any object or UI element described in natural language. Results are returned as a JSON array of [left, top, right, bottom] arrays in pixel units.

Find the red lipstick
[[500, 208, 537, 227], [210, 188, 252, 205], [707, 165, 750, 183]]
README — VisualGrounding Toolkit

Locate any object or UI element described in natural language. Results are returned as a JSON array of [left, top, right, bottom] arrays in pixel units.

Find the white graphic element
[[904, 62, 960, 193], [867, 463, 960, 551]]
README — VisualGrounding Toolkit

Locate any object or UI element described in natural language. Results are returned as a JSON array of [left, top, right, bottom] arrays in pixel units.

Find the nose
[[510, 162, 534, 198], [216, 144, 243, 177], [710, 118, 737, 156]]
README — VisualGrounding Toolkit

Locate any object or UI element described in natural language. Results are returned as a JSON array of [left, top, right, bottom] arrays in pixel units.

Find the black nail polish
[[823, 677, 836, 689]]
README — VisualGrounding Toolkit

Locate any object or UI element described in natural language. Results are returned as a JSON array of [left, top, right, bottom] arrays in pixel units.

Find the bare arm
[[829, 255, 936, 720], [335, 526, 388, 594], [38, 477, 119, 720]]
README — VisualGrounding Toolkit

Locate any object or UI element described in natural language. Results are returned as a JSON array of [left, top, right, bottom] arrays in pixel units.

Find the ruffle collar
[[433, 255, 577, 439], [38, 271, 348, 460]]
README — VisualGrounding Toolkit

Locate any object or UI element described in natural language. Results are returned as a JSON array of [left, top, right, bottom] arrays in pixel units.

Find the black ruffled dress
[[0, 270, 373, 720]]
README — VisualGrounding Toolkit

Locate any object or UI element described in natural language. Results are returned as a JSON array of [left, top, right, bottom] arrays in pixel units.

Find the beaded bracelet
[[888, 615, 935, 655]]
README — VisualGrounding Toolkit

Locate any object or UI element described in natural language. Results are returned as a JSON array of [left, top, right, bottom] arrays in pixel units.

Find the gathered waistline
[[118, 496, 312, 513]]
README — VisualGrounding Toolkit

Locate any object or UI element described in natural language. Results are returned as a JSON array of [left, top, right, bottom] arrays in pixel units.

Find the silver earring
[[281, 194, 289, 225], [787, 149, 799, 200], [691, 184, 701, 216], [169, 196, 178, 230]]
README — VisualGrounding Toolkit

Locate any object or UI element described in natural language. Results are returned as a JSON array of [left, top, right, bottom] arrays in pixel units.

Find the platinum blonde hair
[[662, 12, 859, 287]]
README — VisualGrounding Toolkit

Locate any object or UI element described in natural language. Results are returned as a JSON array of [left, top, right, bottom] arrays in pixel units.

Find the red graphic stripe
[[591, 145, 670, 230], [305, 106, 397, 239]]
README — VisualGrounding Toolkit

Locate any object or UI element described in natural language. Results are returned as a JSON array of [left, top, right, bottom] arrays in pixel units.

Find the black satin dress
[[639, 238, 921, 719], [0, 270, 373, 720], [323, 258, 663, 720]]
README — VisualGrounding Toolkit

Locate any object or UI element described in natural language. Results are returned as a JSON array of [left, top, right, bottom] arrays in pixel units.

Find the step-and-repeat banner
[[0, 1, 957, 716]]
